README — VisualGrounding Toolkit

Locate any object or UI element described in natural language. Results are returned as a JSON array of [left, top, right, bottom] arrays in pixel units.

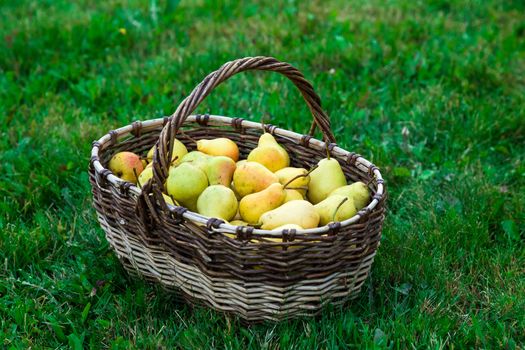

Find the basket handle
[[154, 56, 335, 182]]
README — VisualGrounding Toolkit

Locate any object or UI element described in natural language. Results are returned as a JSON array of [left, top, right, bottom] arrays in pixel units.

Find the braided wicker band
[[89, 57, 386, 321]]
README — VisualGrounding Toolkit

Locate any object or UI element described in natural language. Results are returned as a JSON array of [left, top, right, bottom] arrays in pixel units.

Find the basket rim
[[91, 114, 386, 237]]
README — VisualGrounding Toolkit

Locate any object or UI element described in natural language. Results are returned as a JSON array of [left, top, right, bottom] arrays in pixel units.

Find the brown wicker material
[[89, 57, 386, 322]]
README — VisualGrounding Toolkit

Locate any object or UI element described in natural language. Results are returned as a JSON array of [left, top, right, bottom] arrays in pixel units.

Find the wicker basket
[[89, 56, 386, 322]]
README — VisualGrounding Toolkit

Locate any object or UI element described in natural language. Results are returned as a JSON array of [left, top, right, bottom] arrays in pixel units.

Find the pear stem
[[179, 130, 198, 145], [332, 197, 348, 222], [282, 165, 319, 189], [133, 168, 141, 187], [305, 164, 319, 177], [170, 155, 179, 166], [326, 144, 331, 160], [285, 186, 308, 191]]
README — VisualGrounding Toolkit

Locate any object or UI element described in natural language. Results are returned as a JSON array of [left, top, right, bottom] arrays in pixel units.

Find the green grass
[[1, 0, 524, 348]]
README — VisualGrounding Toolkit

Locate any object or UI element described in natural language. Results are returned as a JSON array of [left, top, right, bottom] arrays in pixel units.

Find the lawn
[[1, 0, 524, 348]]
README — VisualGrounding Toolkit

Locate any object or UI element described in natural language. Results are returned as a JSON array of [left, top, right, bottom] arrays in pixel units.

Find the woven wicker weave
[[89, 57, 386, 322]]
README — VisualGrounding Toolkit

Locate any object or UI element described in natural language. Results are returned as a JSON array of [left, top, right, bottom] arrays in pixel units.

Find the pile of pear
[[108, 132, 370, 233]]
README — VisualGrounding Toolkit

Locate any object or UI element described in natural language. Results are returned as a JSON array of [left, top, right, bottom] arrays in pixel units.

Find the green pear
[[307, 158, 347, 204], [233, 161, 279, 197], [314, 195, 357, 226], [147, 138, 188, 164], [166, 163, 208, 211], [260, 200, 320, 230], [180, 151, 210, 172], [108, 151, 144, 184], [197, 138, 239, 161], [247, 133, 290, 172], [181, 151, 210, 163], [203, 156, 236, 187], [197, 185, 238, 221], [239, 183, 286, 224], [329, 182, 370, 210]]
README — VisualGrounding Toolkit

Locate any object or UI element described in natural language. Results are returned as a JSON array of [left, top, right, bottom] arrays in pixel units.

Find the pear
[[329, 182, 370, 210], [162, 194, 176, 206], [233, 161, 279, 197], [147, 138, 188, 164], [283, 189, 304, 203], [137, 166, 153, 188], [141, 159, 148, 169], [197, 138, 239, 161], [260, 200, 320, 230], [314, 195, 357, 226], [180, 151, 210, 173], [247, 133, 290, 172], [146, 193, 177, 207], [275, 167, 310, 196], [239, 183, 286, 224], [197, 185, 238, 221], [108, 151, 144, 184], [166, 163, 208, 211], [307, 158, 347, 204], [181, 151, 210, 163], [203, 156, 236, 187], [230, 220, 249, 226]]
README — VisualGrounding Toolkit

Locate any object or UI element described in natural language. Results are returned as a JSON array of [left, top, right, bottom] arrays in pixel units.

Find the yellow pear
[[137, 166, 153, 188], [146, 193, 177, 207], [108, 151, 144, 184], [233, 161, 279, 197], [162, 194, 176, 206], [314, 195, 357, 226], [166, 163, 208, 211], [203, 156, 236, 187], [239, 183, 286, 224], [275, 167, 310, 196], [260, 200, 320, 230], [307, 158, 347, 204], [147, 138, 188, 164], [329, 182, 370, 210], [197, 138, 239, 161], [197, 185, 238, 221], [283, 189, 304, 203], [247, 133, 290, 172], [230, 220, 249, 226]]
